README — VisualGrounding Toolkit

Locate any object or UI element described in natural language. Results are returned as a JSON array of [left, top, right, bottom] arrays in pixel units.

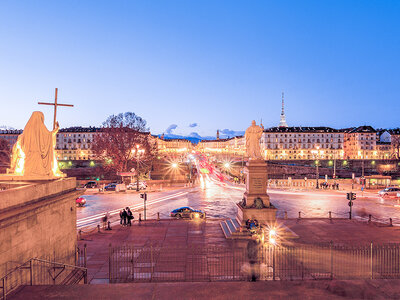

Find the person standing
[[119, 210, 124, 225], [126, 207, 133, 226], [122, 209, 127, 226]]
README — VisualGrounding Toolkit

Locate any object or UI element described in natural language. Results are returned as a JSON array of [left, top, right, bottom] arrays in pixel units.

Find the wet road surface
[[77, 174, 400, 228]]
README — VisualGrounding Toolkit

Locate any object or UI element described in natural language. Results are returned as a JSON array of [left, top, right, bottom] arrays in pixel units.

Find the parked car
[[170, 207, 205, 219], [127, 181, 147, 190], [104, 183, 117, 191], [76, 196, 87, 207], [84, 181, 97, 188], [378, 187, 400, 198]]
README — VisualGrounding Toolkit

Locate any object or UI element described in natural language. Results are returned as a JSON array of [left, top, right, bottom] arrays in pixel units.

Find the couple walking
[[120, 207, 134, 226]]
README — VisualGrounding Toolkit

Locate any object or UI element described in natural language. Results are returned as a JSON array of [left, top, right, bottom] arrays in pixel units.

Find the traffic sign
[[348, 201, 353, 207]]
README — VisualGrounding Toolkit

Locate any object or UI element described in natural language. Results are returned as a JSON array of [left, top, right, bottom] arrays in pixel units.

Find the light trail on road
[[77, 191, 188, 229]]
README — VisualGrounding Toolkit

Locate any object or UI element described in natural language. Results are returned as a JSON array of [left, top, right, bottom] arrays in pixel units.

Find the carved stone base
[[237, 203, 277, 226], [244, 160, 270, 207]]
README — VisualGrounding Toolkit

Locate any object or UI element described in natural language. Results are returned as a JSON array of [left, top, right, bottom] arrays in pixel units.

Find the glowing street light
[[171, 162, 178, 168], [132, 145, 145, 191]]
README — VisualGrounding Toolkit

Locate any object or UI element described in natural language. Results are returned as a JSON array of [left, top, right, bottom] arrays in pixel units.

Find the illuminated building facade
[[156, 137, 194, 153], [343, 126, 377, 159], [262, 127, 344, 160]]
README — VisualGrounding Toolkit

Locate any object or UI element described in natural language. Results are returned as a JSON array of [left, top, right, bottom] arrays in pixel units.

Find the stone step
[[219, 221, 232, 239], [225, 219, 237, 235]]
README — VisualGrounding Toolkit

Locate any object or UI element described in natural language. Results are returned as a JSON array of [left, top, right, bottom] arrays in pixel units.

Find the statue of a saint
[[245, 120, 264, 160], [9, 111, 62, 177]]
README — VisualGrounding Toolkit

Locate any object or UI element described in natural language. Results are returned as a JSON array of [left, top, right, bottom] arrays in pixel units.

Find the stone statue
[[245, 120, 264, 160], [9, 111, 62, 177]]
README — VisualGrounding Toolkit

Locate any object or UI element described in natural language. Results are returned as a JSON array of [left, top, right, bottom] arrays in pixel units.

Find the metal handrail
[[1, 257, 88, 300]]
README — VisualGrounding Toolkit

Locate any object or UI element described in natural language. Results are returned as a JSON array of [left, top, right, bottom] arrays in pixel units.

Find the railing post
[[370, 242, 373, 279], [272, 246, 276, 281], [108, 243, 112, 284], [30, 259, 33, 286], [330, 241, 333, 280], [3, 277, 6, 300], [84, 269, 88, 284], [84, 244, 87, 268], [150, 246, 153, 280]]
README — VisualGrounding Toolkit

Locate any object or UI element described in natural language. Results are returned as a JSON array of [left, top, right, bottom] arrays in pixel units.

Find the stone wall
[[0, 178, 80, 278]]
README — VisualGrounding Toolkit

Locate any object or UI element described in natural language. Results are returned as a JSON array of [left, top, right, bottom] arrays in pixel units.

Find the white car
[[378, 187, 400, 198], [127, 182, 147, 190]]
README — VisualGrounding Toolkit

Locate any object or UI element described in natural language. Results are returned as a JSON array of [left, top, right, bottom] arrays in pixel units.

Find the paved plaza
[[78, 217, 400, 284]]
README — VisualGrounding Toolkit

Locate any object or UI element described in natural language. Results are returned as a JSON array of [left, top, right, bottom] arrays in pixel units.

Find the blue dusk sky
[[0, 0, 399, 138]]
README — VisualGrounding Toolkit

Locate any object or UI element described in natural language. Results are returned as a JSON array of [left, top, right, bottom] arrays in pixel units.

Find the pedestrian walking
[[247, 235, 260, 281]]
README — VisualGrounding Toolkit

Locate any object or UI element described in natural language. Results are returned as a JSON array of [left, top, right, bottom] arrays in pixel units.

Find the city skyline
[[1, 1, 399, 136]]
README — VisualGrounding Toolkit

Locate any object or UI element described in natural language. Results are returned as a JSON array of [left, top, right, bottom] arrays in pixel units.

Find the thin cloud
[[165, 124, 178, 134]]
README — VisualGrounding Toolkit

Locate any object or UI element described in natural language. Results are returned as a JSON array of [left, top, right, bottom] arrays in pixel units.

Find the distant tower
[[279, 92, 288, 128], [216, 129, 220, 140]]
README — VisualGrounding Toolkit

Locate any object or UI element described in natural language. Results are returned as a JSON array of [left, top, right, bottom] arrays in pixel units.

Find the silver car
[[378, 187, 400, 198]]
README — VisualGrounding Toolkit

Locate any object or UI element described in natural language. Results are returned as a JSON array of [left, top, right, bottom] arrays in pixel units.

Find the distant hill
[[159, 133, 215, 144]]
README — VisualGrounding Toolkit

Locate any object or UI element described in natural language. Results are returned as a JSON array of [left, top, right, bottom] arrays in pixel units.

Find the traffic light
[[347, 192, 356, 200], [140, 193, 144, 199]]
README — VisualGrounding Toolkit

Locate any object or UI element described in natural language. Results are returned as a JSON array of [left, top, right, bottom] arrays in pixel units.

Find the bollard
[[157, 212, 160, 221], [139, 213, 142, 225], [390, 218, 393, 227], [107, 221, 112, 230], [329, 211, 332, 220], [97, 224, 101, 232], [298, 211, 301, 219], [368, 214, 372, 223], [284, 211, 288, 220]]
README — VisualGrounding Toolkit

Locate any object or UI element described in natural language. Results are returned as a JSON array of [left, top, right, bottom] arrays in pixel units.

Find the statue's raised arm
[[245, 120, 264, 160]]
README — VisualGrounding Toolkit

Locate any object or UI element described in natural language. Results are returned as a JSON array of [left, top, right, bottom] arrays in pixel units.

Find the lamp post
[[313, 146, 320, 189], [132, 145, 145, 192], [333, 152, 336, 180]]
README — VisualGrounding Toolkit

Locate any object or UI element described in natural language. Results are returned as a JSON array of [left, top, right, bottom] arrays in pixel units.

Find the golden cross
[[38, 88, 74, 129]]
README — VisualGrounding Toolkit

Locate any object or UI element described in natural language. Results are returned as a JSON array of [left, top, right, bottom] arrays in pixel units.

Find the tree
[[391, 134, 400, 160], [0, 138, 11, 169], [92, 112, 158, 176]]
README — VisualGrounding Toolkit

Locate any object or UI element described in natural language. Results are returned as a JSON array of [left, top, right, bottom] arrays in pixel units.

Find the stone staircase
[[219, 218, 252, 239]]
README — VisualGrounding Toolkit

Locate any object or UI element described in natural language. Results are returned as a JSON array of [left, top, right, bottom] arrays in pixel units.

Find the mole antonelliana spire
[[279, 91, 288, 128]]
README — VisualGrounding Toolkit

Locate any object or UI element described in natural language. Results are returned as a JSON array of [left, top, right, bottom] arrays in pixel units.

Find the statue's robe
[[245, 125, 263, 160], [17, 111, 56, 176]]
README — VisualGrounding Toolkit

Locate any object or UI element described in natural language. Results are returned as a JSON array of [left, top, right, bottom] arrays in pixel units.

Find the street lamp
[[312, 146, 320, 189], [132, 145, 145, 191]]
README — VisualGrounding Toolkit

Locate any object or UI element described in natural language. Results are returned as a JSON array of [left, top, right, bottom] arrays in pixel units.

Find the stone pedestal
[[237, 160, 277, 225], [0, 178, 79, 278]]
